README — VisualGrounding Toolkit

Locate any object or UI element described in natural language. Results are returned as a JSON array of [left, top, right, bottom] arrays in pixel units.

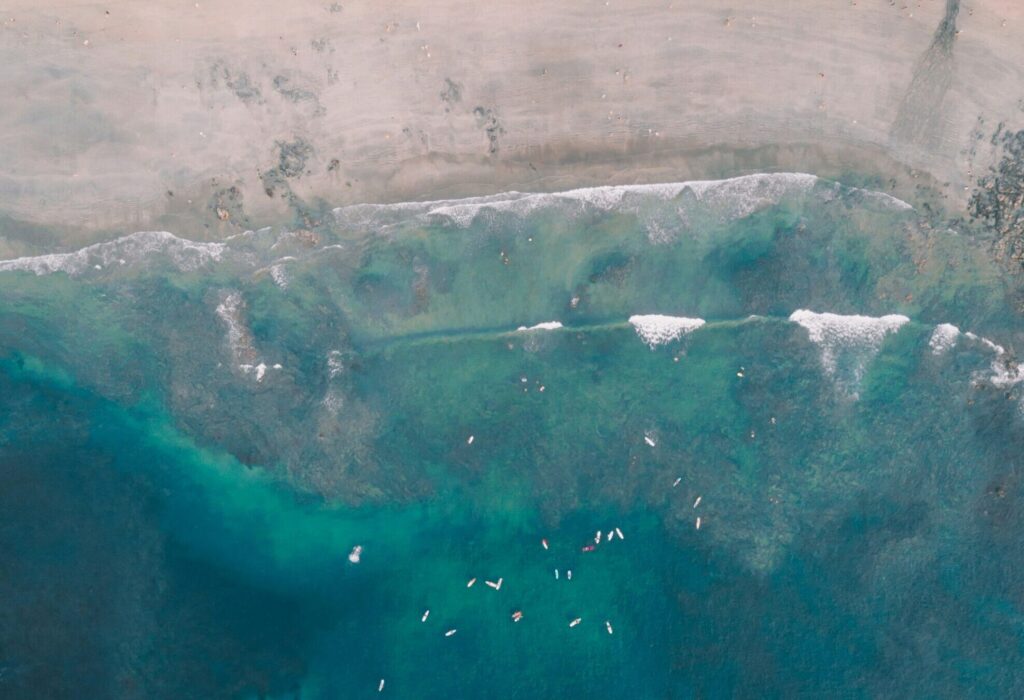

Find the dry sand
[[1, 0, 1023, 252]]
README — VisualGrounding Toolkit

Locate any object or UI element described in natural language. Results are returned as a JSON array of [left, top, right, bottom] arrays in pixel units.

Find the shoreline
[[2, 0, 1023, 254], [1, 168, 916, 266], [0, 138, 949, 256]]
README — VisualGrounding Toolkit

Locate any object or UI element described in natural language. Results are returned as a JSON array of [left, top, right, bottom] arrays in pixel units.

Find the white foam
[[327, 350, 344, 378], [850, 187, 916, 211], [629, 314, 706, 348], [332, 173, 910, 230], [516, 321, 563, 332], [239, 362, 268, 382], [420, 175, 812, 227], [964, 332, 1004, 356], [789, 310, 909, 396], [322, 391, 344, 414], [269, 264, 289, 289], [681, 172, 819, 221], [255, 256, 297, 289], [991, 361, 1024, 389], [0, 231, 225, 276], [964, 332, 1024, 388], [215, 291, 256, 364], [929, 323, 960, 355], [216, 291, 279, 382]]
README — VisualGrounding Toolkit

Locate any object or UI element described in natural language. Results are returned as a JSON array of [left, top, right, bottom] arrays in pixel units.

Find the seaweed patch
[[473, 106, 504, 155]]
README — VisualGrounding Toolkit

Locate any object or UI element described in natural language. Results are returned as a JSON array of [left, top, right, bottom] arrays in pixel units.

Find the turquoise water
[[2, 174, 1024, 698]]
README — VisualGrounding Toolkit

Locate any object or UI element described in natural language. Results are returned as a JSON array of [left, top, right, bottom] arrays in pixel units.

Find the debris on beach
[[348, 545, 362, 563]]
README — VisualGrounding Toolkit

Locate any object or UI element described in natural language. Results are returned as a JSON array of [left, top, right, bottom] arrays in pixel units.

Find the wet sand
[[1, 0, 1023, 252]]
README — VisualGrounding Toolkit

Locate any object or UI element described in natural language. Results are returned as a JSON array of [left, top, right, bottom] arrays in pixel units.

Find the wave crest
[[0, 231, 225, 276], [332, 173, 913, 230], [629, 314, 706, 348], [789, 310, 909, 397]]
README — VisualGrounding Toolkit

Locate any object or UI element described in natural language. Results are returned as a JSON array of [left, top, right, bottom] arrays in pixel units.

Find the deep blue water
[[2, 174, 1023, 698]]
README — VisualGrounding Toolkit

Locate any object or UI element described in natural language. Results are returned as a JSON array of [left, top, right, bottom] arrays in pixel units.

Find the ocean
[[2, 173, 1023, 698]]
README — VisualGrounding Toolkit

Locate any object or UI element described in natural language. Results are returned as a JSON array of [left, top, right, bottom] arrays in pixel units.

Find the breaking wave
[[332, 172, 912, 230], [629, 315, 706, 348], [789, 310, 910, 398], [0, 231, 225, 276]]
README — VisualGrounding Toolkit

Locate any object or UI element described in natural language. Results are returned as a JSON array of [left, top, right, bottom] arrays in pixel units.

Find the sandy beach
[[1, 0, 1023, 253]]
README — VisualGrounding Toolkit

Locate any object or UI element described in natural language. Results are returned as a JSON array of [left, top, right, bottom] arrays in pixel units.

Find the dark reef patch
[[209, 62, 263, 105], [260, 138, 315, 198], [209, 183, 247, 225], [440, 78, 463, 112], [473, 106, 504, 155], [970, 125, 1024, 269], [272, 74, 324, 115]]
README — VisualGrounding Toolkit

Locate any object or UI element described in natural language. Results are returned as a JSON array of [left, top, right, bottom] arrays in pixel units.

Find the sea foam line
[[332, 172, 913, 229], [0, 231, 225, 276], [516, 321, 563, 332], [215, 290, 282, 382], [0, 174, 915, 277]]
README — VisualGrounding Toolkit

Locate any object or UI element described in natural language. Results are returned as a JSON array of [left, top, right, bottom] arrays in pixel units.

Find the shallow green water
[[2, 175, 1024, 698]]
